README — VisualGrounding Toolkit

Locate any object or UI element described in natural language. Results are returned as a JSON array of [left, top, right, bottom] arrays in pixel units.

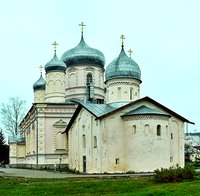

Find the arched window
[[86, 73, 93, 85], [157, 125, 161, 138], [132, 125, 136, 134], [86, 73, 93, 100]]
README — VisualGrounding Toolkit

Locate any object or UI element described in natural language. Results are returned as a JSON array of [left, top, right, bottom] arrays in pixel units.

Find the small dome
[[33, 74, 46, 91], [61, 36, 105, 67], [45, 54, 66, 73], [105, 47, 141, 82]]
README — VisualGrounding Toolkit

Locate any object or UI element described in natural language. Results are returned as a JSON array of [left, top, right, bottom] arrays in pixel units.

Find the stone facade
[[9, 30, 192, 172], [67, 97, 186, 173]]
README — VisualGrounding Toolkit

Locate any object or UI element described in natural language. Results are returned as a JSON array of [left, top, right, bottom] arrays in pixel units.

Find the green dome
[[105, 47, 141, 82], [61, 36, 105, 67], [33, 74, 46, 91], [45, 54, 66, 73]]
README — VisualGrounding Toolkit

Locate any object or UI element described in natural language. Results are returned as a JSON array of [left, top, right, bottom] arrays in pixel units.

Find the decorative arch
[[144, 124, 150, 136], [53, 119, 67, 151], [69, 74, 76, 88]]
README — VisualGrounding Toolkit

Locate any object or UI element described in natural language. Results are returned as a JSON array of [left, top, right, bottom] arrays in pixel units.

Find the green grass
[[0, 176, 200, 195]]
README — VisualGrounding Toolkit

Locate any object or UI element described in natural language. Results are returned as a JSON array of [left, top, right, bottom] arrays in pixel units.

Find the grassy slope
[[0, 177, 200, 195]]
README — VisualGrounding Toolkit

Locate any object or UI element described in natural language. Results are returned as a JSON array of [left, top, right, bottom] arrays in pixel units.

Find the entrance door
[[83, 156, 86, 173]]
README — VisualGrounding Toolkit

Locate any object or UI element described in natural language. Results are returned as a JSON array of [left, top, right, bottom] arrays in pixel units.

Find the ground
[[0, 168, 152, 178]]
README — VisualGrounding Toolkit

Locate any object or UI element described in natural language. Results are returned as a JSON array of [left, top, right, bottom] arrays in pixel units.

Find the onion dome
[[33, 74, 46, 91], [105, 37, 141, 82], [61, 35, 105, 67], [44, 54, 66, 73]]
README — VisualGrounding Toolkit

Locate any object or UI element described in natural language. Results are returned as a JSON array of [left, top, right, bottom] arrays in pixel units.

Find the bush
[[153, 165, 196, 183]]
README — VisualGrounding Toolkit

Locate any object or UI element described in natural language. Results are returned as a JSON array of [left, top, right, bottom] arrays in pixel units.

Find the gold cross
[[39, 65, 43, 74], [128, 49, 133, 58], [52, 41, 58, 54], [120, 34, 125, 46], [79, 22, 86, 34]]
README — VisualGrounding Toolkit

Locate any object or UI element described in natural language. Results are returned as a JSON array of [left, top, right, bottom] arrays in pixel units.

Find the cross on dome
[[128, 49, 133, 58], [39, 65, 43, 74], [52, 41, 58, 55], [79, 22, 86, 36], [120, 34, 125, 48]]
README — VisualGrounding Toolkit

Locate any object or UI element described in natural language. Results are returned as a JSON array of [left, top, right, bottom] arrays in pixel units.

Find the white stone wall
[[68, 108, 102, 173], [105, 78, 141, 103], [9, 143, 17, 164], [65, 65, 105, 100], [45, 72, 66, 102], [123, 115, 171, 172], [100, 115, 125, 173], [68, 100, 185, 173], [34, 90, 45, 103]]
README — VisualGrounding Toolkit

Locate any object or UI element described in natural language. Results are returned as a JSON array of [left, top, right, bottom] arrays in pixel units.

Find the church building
[[9, 23, 193, 172]]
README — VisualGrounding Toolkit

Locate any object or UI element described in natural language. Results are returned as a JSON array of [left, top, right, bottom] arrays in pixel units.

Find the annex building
[[9, 23, 193, 173]]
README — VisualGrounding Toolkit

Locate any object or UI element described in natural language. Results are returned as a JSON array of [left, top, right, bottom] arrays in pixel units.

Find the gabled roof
[[65, 96, 194, 133], [121, 105, 170, 117], [81, 102, 128, 117]]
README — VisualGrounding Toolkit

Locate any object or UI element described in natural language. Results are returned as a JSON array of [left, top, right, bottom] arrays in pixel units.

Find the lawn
[[0, 176, 200, 195]]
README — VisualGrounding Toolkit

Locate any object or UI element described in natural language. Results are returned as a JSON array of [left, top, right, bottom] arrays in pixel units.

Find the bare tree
[[0, 97, 26, 136]]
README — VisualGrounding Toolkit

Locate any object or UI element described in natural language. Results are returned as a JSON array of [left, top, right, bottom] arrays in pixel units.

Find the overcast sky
[[0, 0, 199, 133]]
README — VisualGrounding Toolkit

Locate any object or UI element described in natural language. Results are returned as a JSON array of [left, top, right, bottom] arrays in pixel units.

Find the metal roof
[[81, 101, 129, 117], [121, 105, 170, 117], [61, 36, 105, 67], [105, 47, 141, 81], [33, 74, 46, 90], [44, 54, 66, 73], [65, 96, 194, 133]]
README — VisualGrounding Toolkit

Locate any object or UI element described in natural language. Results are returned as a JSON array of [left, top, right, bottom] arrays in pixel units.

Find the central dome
[[61, 36, 105, 67]]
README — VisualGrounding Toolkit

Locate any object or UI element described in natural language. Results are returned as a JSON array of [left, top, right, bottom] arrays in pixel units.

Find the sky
[[0, 0, 199, 133]]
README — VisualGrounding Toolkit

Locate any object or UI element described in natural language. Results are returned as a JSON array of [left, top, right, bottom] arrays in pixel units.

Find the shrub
[[153, 165, 196, 183]]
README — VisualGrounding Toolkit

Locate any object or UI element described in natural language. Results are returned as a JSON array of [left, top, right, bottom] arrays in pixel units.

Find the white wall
[[65, 65, 105, 100]]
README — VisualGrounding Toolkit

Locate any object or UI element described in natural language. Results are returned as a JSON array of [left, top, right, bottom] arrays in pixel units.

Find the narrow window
[[132, 125, 136, 134], [86, 73, 93, 85], [157, 125, 161, 136], [170, 157, 173, 162], [115, 158, 120, 164], [157, 125, 161, 140], [86, 73, 93, 100], [82, 134, 86, 148], [94, 136, 97, 148], [130, 87, 133, 100], [171, 133, 173, 139]]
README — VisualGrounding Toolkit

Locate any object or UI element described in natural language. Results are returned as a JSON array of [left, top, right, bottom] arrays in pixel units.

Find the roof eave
[[96, 96, 194, 124]]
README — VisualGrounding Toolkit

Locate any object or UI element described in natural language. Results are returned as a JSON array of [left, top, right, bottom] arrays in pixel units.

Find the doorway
[[83, 156, 86, 173]]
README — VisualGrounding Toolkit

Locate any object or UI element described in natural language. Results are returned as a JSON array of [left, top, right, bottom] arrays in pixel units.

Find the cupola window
[[87, 73, 93, 85], [86, 73, 94, 100]]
